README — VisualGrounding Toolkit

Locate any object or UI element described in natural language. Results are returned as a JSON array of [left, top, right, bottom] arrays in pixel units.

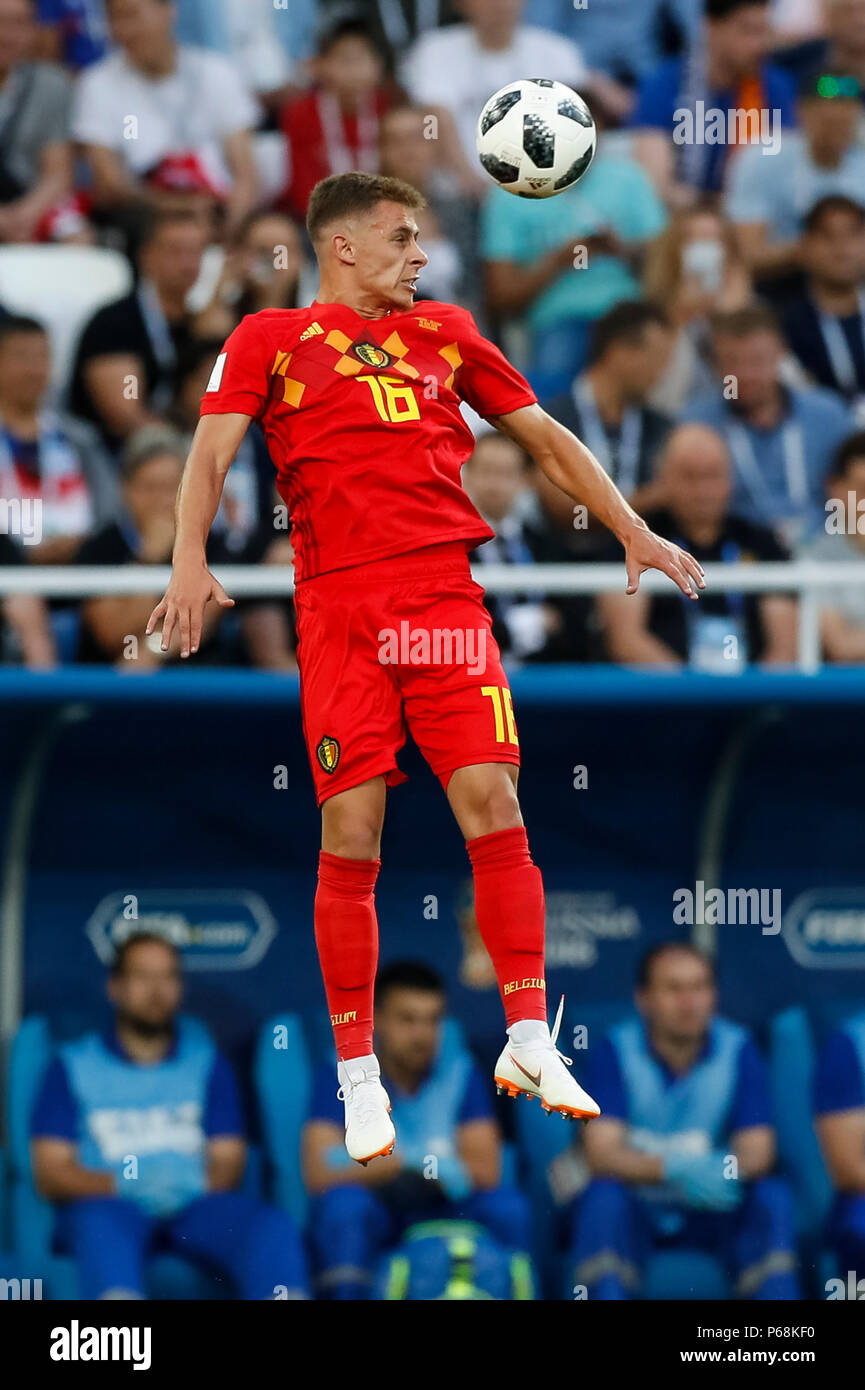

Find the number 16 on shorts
[[482, 685, 519, 746]]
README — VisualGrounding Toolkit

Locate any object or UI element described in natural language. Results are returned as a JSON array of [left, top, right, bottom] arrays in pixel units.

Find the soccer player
[[146, 172, 705, 1166]]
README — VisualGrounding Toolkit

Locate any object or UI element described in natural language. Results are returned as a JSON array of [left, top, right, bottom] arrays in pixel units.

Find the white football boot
[[337, 1055, 396, 1165], [494, 995, 601, 1122]]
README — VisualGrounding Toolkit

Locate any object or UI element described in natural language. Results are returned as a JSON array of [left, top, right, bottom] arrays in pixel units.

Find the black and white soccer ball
[[476, 78, 597, 199]]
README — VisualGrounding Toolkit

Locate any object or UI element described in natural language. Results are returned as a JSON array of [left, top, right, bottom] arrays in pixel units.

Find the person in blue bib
[[303, 960, 533, 1299], [571, 942, 800, 1299], [814, 1009, 865, 1277], [30, 932, 309, 1299]]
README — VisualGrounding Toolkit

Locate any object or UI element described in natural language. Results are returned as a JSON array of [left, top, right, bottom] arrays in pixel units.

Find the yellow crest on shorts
[[316, 736, 341, 774]]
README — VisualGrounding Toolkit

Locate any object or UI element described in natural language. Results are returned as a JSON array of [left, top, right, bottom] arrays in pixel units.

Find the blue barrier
[[0, 665, 862, 1057]]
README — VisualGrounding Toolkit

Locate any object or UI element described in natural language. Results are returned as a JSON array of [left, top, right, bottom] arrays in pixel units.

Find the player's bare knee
[[454, 773, 523, 840], [321, 810, 381, 860]]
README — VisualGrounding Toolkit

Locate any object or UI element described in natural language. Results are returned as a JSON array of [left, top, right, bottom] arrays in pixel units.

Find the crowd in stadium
[[2, 0, 865, 671]]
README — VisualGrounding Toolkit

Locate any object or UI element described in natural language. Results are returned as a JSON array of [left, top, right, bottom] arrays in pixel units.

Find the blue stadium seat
[[6, 1012, 232, 1299], [253, 1013, 312, 1228], [768, 1006, 834, 1243]]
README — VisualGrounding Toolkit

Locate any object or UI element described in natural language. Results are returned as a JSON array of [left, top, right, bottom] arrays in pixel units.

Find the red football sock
[[466, 826, 548, 1027], [314, 851, 380, 1060]]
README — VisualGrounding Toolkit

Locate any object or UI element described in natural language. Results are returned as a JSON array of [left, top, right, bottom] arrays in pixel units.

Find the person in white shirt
[[71, 0, 259, 238], [400, 0, 587, 184]]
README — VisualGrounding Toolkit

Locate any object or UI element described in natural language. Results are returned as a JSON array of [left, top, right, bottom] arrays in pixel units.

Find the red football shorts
[[294, 542, 521, 805]]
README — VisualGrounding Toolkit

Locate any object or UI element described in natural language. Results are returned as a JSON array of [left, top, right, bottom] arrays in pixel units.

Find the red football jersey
[[199, 300, 537, 582]]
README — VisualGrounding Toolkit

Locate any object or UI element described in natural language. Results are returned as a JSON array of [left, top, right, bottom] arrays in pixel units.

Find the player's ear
[[332, 233, 356, 266]]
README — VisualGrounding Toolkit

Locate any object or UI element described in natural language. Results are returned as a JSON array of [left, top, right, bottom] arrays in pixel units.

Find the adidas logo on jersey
[[300, 321, 324, 341]]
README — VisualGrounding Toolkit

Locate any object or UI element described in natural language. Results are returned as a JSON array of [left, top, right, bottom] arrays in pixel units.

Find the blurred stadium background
[[1, 0, 865, 1302]]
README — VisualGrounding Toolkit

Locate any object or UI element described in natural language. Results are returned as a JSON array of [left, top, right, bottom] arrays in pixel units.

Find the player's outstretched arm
[[145, 412, 251, 658], [490, 404, 706, 601]]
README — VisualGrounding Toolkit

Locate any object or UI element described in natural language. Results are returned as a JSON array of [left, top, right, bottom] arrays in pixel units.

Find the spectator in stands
[[726, 71, 865, 290], [0, 533, 56, 664], [781, 195, 865, 409], [217, 0, 295, 111], [630, 0, 798, 204], [0, 315, 118, 564], [644, 203, 753, 414], [464, 431, 557, 664], [792, 0, 865, 92], [303, 961, 532, 1300], [195, 210, 308, 342], [379, 104, 479, 314], [271, 0, 320, 70], [523, 0, 692, 121], [542, 301, 675, 521], [516, 464, 601, 661], [481, 122, 668, 398], [71, 0, 259, 241], [30, 931, 309, 1299], [798, 430, 865, 661], [814, 1003, 865, 1275], [278, 19, 393, 223], [770, 0, 825, 47], [599, 423, 797, 670], [169, 338, 273, 554], [33, 0, 232, 70], [0, 0, 79, 244], [329, 0, 460, 66], [684, 303, 854, 544], [571, 942, 801, 1299], [400, 0, 587, 188], [75, 425, 226, 667], [33, 0, 110, 68], [69, 210, 206, 455]]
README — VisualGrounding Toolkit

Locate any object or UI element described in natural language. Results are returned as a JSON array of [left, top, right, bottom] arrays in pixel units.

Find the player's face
[[637, 952, 717, 1046], [349, 202, 429, 311], [375, 988, 445, 1076], [109, 942, 182, 1034]]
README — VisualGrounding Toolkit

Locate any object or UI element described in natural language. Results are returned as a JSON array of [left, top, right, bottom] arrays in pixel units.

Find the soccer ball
[[476, 78, 596, 199]]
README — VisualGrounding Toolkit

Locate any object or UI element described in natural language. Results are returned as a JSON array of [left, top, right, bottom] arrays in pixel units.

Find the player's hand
[[145, 560, 235, 659], [622, 524, 706, 601]]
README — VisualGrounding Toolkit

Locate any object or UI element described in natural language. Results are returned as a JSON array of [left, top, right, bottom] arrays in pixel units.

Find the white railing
[[0, 560, 861, 674]]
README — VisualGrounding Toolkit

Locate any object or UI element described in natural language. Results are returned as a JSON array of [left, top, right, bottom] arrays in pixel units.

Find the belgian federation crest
[[353, 342, 392, 369], [316, 736, 341, 774]]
